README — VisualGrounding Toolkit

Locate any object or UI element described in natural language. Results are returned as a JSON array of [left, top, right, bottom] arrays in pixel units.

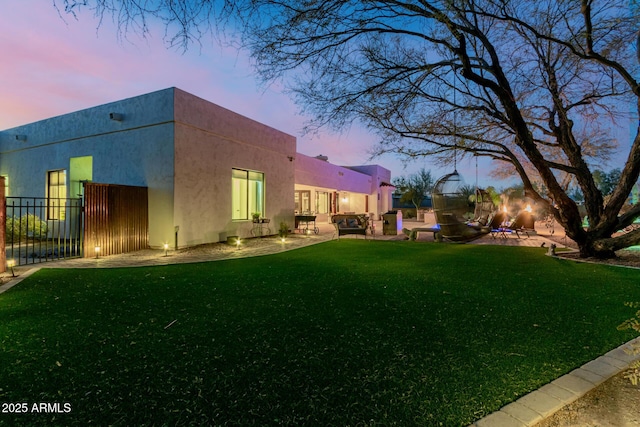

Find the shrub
[[5, 214, 48, 242], [278, 221, 289, 238]]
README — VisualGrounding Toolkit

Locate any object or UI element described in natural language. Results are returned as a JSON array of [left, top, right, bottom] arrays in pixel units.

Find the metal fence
[[5, 197, 84, 266]]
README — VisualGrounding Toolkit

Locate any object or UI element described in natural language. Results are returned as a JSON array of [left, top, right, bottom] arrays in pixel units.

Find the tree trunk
[[578, 240, 616, 259], [592, 229, 640, 256], [571, 226, 640, 259]]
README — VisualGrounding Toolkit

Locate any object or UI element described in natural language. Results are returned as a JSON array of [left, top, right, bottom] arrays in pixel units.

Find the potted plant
[[252, 212, 261, 223]]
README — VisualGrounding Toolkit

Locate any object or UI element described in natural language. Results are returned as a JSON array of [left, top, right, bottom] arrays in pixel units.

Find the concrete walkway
[[1, 218, 637, 427], [1, 219, 562, 277]]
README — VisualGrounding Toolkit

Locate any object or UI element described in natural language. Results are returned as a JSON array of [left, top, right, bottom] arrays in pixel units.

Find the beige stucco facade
[[294, 154, 392, 222], [0, 87, 391, 250], [0, 88, 297, 249], [172, 89, 296, 246]]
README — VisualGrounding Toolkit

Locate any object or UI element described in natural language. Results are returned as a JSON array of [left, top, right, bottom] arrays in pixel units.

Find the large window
[[295, 190, 311, 213], [47, 169, 67, 220], [232, 169, 264, 220], [315, 191, 330, 214]]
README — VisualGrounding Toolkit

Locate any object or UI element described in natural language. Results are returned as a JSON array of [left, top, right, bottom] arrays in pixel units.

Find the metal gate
[[5, 197, 84, 266], [84, 183, 149, 258]]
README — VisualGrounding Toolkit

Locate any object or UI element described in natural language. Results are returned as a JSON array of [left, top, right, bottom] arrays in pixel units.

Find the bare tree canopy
[[57, 0, 640, 258]]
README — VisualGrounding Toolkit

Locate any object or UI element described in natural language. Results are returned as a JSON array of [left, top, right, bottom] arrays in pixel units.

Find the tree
[[484, 186, 502, 208], [568, 186, 585, 204], [56, 1, 640, 258], [593, 168, 623, 197], [392, 168, 434, 211]]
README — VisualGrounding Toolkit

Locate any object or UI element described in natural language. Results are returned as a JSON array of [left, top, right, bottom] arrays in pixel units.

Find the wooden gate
[[84, 183, 149, 257]]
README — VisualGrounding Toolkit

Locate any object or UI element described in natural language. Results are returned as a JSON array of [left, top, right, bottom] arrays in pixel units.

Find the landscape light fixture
[[15, 134, 27, 142], [163, 243, 169, 256], [94, 245, 100, 259], [7, 259, 15, 277], [109, 112, 123, 121]]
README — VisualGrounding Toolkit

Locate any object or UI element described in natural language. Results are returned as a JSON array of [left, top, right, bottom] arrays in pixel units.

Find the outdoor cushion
[[347, 218, 359, 228], [337, 219, 348, 228]]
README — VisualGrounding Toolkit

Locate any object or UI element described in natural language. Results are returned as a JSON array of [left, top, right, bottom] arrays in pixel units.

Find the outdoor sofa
[[332, 214, 369, 239]]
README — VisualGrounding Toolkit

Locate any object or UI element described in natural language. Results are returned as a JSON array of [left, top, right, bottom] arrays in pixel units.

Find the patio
[[1, 217, 570, 278]]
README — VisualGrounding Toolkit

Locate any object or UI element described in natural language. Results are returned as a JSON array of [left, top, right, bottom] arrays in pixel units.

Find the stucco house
[[294, 154, 392, 223], [0, 87, 391, 252]]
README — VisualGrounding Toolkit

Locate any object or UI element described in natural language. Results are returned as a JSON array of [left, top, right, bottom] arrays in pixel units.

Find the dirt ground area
[[537, 229, 640, 426], [545, 225, 640, 269], [534, 371, 640, 427]]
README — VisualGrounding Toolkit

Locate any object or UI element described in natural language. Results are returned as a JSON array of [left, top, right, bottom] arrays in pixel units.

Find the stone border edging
[[0, 267, 41, 295]]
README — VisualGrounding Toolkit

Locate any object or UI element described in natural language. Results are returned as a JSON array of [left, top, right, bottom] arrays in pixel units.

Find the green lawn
[[1, 240, 639, 426]]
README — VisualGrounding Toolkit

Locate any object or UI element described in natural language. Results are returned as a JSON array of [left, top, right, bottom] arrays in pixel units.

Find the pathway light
[[7, 259, 15, 277]]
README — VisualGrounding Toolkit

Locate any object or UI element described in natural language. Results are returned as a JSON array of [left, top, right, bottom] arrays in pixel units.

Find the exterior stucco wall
[[0, 89, 176, 248], [294, 154, 392, 217], [347, 164, 393, 217], [295, 154, 372, 193], [0, 87, 390, 251], [173, 89, 296, 245]]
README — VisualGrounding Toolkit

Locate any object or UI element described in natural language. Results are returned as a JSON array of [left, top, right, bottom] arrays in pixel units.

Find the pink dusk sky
[[4, 4, 627, 188]]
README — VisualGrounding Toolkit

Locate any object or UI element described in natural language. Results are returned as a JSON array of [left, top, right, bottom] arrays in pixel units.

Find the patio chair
[[504, 211, 536, 238], [473, 188, 496, 226], [437, 213, 489, 242], [488, 211, 511, 238], [431, 172, 492, 242]]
